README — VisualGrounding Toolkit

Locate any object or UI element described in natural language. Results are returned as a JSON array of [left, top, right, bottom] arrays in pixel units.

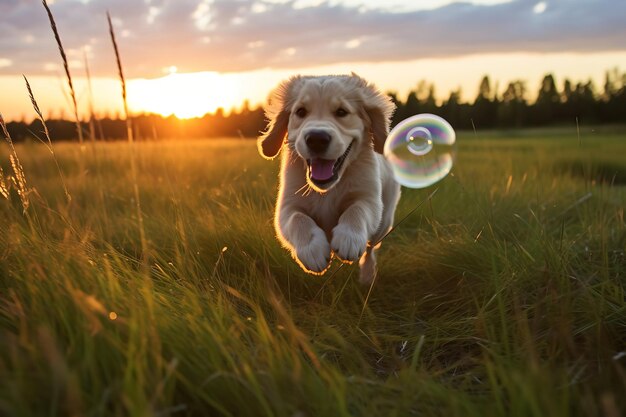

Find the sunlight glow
[[2, 51, 625, 122], [127, 71, 242, 119]]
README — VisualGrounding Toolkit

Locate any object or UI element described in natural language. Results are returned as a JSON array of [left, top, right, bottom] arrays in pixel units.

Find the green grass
[[1, 128, 625, 416]]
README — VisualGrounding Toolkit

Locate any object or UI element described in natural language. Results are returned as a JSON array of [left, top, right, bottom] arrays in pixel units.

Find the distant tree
[[493, 80, 501, 102], [422, 84, 437, 114], [572, 80, 597, 124], [559, 79, 577, 122], [598, 68, 626, 123], [537, 74, 559, 103], [404, 91, 420, 118], [613, 72, 626, 123], [414, 81, 429, 102], [533, 74, 561, 125], [562, 79, 573, 102], [498, 80, 527, 128], [472, 75, 497, 128], [602, 68, 619, 101], [442, 88, 462, 128], [477, 75, 492, 101]]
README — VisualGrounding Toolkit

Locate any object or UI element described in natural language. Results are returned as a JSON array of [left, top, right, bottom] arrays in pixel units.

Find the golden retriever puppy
[[258, 74, 400, 284]]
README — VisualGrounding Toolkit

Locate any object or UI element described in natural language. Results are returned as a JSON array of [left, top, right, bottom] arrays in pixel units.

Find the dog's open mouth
[[306, 140, 354, 189]]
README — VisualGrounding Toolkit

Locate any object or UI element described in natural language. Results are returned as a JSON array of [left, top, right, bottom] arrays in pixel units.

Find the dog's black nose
[[305, 130, 331, 154]]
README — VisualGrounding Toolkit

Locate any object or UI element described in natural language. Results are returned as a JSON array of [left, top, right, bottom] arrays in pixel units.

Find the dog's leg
[[331, 201, 381, 263], [277, 210, 331, 274], [358, 180, 400, 284], [358, 242, 378, 284]]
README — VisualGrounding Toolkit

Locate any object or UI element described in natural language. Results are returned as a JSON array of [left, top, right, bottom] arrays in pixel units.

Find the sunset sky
[[1, 0, 625, 121]]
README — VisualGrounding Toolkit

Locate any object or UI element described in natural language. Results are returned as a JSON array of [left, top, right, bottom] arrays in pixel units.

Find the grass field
[[1, 127, 625, 416]]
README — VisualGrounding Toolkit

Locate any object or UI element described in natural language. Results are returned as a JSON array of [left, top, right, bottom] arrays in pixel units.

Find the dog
[[257, 74, 401, 284]]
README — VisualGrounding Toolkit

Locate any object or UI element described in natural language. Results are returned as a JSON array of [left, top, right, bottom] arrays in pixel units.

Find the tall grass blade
[[107, 11, 149, 262], [0, 167, 9, 200], [23, 75, 72, 204], [107, 12, 133, 144], [41, 0, 84, 145], [0, 113, 30, 212]]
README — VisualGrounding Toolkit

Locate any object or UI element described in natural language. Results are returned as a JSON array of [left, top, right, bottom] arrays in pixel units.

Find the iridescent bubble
[[384, 113, 456, 189]]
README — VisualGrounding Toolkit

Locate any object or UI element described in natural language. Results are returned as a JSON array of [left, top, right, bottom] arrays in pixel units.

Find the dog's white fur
[[258, 74, 400, 284]]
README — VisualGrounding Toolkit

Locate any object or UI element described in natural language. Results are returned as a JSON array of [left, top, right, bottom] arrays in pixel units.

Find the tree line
[[391, 69, 626, 129], [5, 69, 625, 141]]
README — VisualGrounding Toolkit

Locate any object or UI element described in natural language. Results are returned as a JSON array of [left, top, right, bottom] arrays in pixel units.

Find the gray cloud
[[1, 0, 625, 78]]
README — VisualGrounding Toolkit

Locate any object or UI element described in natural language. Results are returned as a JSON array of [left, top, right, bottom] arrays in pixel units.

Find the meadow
[[1, 127, 625, 416]]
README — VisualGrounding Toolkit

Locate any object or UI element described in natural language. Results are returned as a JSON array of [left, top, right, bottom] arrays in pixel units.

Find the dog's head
[[258, 74, 395, 192]]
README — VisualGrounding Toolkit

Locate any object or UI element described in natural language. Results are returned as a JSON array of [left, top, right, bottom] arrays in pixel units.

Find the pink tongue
[[310, 159, 335, 181]]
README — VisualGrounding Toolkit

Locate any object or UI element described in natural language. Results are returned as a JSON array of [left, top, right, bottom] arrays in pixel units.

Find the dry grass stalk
[[42, 0, 84, 145], [107, 12, 133, 143], [107, 11, 148, 260], [24, 75, 72, 203], [0, 167, 9, 200], [0, 113, 30, 212]]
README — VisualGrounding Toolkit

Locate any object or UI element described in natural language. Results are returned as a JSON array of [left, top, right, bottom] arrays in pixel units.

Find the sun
[[127, 70, 242, 119]]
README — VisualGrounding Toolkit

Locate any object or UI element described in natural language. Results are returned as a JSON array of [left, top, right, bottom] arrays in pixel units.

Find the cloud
[[1, 0, 625, 78]]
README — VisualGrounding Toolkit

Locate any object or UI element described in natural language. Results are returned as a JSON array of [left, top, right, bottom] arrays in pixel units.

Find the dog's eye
[[335, 108, 348, 118], [295, 107, 308, 118]]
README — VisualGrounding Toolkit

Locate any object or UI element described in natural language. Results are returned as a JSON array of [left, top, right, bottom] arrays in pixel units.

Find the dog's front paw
[[331, 224, 368, 263], [294, 230, 331, 274]]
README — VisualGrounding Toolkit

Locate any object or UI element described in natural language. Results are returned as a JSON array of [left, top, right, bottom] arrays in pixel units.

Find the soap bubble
[[384, 113, 456, 188]]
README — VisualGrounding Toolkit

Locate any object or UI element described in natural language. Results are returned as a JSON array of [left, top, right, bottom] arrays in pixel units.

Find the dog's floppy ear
[[258, 77, 299, 159], [358, 76, 396, 154], [258, 110, 288, 159]]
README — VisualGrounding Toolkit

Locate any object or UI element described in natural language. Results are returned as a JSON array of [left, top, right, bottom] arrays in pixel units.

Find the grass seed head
[[0, 167, 10, 199]]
